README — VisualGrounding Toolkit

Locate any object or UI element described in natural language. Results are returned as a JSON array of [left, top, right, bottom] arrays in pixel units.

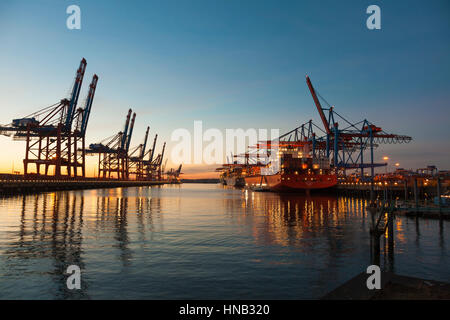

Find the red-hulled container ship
[[244, 141, 337, 192]]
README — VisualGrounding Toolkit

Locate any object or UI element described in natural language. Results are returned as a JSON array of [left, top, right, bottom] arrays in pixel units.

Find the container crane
[[166, 164, 183, 183], [149, 142, 166, 181], [0, 58, 97, 178], [86, 109, 136, 180], [304, 75, 411, 180], [65, 59, 87, 131], [71, 74, 99, 177], [122, 111, 136, 179], [142, 134, 159, 180], [149, 134, 158, 163], [129, 126, 150, 180]]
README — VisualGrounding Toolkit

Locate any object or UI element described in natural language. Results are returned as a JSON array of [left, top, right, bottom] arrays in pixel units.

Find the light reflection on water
[[0, 183, 448, 299]]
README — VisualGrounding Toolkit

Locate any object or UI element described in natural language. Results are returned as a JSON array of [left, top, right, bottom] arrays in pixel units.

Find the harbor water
[[0, 183, 448, 299]]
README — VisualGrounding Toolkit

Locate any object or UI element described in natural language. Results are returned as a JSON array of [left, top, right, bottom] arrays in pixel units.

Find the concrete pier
[[0, 177, 168, 195], [337, 180, 448, 199], [337, 180, 450, 219]]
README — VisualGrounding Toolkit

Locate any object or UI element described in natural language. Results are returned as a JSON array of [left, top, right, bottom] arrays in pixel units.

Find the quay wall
[[0, 177, 168, 195]]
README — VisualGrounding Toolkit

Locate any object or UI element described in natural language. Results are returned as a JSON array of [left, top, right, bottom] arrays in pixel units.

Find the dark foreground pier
[[323, 272, 450, 300]]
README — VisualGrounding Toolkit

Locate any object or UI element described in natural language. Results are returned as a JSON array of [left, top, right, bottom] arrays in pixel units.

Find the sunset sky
[[0, 0, 449, 178]]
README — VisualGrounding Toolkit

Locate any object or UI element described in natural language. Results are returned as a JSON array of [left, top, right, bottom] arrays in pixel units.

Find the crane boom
[[80, 74, 98, 136], [159, 142, 166, 165], [149, 134, 157, 162], [141, 126, 149, 159], [65, 58, 87, 131], [121, 109, 132, 149], [306, 75, 331, 135], [125, 112, 136, 152]]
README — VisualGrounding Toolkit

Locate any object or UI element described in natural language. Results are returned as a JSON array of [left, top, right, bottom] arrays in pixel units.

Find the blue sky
[[0, 0, 449, 176]]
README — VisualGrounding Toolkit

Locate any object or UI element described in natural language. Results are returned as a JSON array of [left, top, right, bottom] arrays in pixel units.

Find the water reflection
[[3, 192, 86, 299], [0, 185, 448, 299], [240, 191, 370, 247], [0, 188, 165, 299]]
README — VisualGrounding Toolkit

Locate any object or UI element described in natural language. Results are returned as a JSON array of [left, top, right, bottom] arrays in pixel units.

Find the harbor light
[[383, 156, 389, 174]]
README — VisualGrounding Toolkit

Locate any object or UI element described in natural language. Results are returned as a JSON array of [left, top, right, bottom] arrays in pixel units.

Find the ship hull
[[225, 176, 245, 187], [245, 173, 337, 191]]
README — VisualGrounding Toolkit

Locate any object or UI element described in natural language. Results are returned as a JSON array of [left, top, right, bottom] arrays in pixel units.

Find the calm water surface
[[0, 183, 448, 299]]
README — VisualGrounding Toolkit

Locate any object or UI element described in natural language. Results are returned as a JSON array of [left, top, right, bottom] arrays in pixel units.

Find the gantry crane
[[0, 58, 98, 178], [141, 134, 157, 180], [260, 75, 412, 191], [166, 164, 183, 183], [128, 126, 150, 180], [142, 141, 166, 181], [86, 109, 137, 180], [246, 75, 412, 194], [304, 75, 412, 178]]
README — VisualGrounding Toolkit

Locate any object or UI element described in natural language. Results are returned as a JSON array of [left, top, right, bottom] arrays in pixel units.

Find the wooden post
[[368, 206, 380, 266], [370, 228, 381, 266], [385, 205, 395, 272], [404, 180, 408, 201], [414, 178, 418, 210], [388, 210, 394, 251], [437, 176, 442, 216]]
